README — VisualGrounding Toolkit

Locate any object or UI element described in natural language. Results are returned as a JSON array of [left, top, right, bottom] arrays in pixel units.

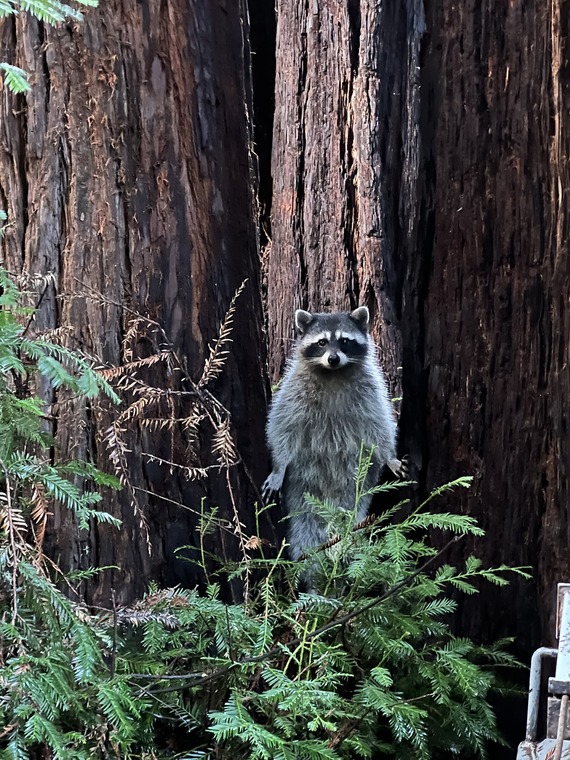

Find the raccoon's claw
[[387, 455, 410, 480], [262, 471, 284, 501]]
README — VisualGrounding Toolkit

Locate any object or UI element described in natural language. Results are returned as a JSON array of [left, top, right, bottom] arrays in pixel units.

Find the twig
[[298, 510, 399, 561], [225, 606, 234, 662], [110, 588, 117, 678], [226, 469, 250, 604], [0, 460, 19, 625], [132, 486, 236, 537]]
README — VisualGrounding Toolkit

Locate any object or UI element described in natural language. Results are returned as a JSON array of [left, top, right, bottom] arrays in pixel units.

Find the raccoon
[[263, 306, 405, 560]]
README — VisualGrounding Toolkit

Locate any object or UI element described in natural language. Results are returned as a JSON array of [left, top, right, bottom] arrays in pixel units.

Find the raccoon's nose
[[328, 353, 340, 367]]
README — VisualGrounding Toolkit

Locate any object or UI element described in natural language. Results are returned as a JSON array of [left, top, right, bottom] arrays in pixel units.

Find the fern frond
[[121, 316, 145, 363], [99, 351, 172, 379], [18, 0, 87, 23], [212, 418, 238, 468], [141, 453, 209, 480], [0, 63, 31, 93], [30, 482, 48, 558], [417, 476, 473, 510], [199, 279, 247, 387], [403, 512, 485, 536]]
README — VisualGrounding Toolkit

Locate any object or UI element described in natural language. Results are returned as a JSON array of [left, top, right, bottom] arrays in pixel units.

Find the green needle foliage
[[189, 462, 528, 760], [0, 268, 123, 757], [0, 269, 528, 758], [0, 269, 120, 528], [84, 458, 525, 759]]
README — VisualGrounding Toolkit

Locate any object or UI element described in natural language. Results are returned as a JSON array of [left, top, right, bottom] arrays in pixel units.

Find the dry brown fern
[[199, 279, 247, 388], [30, 482, 49, 563], [98, 280, 251, 559], [212, 417, 238, 469]]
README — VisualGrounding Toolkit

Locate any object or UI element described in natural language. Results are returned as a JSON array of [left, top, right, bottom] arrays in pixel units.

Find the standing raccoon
[[264, 306, 405, 560]]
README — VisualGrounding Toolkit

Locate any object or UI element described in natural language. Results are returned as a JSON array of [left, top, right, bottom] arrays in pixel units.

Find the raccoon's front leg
[[387, 455, 410, 479], [262, 466, 287, 501]]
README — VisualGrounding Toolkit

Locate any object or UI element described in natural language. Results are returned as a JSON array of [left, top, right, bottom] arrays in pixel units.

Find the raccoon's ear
[[350, 306, 370, 330], [295, 309, 314, 334]]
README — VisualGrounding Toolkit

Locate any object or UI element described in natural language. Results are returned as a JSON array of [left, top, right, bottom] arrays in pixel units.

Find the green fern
[[0, 0, 97, 24], [0, 63, 30, 93]]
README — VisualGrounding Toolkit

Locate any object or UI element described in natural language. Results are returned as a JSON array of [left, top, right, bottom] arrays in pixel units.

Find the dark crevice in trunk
[[343, 114, 360, 308], [347, 0, 361, 74], [38, 21, 51, 113], [248, 0, 276, 249], [295, 21, 309, 307], [399, 26, 437, 492], [18, 100, 29, 246]]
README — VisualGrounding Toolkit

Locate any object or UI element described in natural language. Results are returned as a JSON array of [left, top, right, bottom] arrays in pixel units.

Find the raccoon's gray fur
[[263, 306, 404, 560]]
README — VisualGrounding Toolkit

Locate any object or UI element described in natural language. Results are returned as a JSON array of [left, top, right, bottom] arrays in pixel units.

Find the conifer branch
[[137, 536, 462, 691]]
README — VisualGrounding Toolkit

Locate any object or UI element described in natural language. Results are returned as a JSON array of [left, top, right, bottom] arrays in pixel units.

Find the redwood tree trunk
[[418, 0, 570, 654], [0, 0, 269, 606], [267, 0, 424, 404], [266, 0, 570, 720]]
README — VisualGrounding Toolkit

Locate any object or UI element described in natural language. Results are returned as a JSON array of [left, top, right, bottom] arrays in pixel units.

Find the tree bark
[[267, 0, 570, 696], [267, 0, 424, 405], [0, 0, 269, 606], [418, 0, 570, 653]]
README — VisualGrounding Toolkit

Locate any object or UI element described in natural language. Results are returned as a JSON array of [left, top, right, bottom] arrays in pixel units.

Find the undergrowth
[[0, 267, 528, 759]]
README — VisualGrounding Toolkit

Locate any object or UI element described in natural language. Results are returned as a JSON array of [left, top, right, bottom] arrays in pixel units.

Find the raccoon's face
[[294, 306, 370, 371]]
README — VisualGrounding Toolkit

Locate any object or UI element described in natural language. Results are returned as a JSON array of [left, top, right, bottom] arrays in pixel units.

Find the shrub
[[0, 269, 526, 759]]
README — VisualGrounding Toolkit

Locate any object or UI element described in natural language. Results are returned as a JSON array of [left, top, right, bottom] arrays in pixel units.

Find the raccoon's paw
[[262, 471, 284, 501], [387, 455, 410, 480]]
